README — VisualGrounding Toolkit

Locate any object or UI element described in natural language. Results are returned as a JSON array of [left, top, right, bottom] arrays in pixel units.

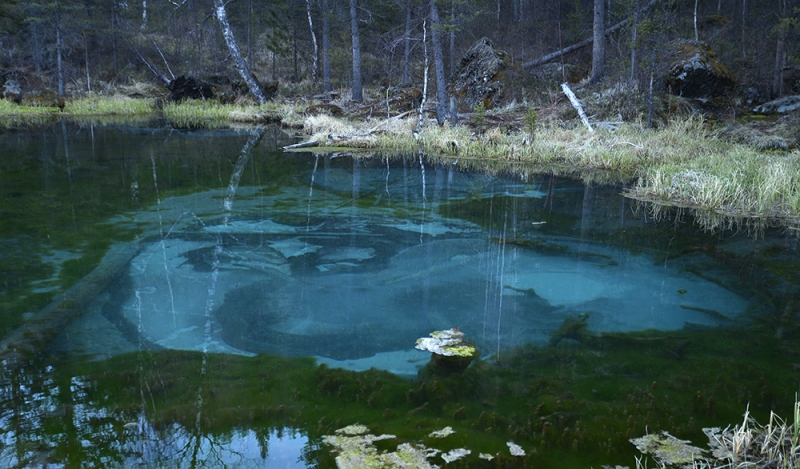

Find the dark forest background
[[0, 0, 797, 102]]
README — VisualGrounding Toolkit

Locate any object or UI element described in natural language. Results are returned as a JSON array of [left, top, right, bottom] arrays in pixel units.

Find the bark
[[56, 1, 64, 97], [589, 0, 605, 84], [307, 0, 319, 83], [212, 0, 267, 104], [630, 0, 639, 85], [449, 0, 455, 76], [693, 0, 699, 41], [561, 83, 593, 132], [771, 0, 788, 97], [430, 0, 448, 125], [322, 0, 332, 92], [350, 0, 363, 101], [402, 0, 412, 85], [141, 0, 147, 29]]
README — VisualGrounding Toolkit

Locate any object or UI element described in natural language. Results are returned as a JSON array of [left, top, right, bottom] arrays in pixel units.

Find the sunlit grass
[[162, 99, 305, 129], [65, 94, 154, 115]]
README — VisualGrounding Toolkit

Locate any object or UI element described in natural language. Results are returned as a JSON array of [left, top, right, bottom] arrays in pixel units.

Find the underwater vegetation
[[23, 311, 795, 469]]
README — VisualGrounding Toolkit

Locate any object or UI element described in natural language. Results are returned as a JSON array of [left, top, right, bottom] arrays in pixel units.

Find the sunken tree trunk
[[350, 0, 363, 101], [212, 0, 266, 104], [430, 0, 448, 125]]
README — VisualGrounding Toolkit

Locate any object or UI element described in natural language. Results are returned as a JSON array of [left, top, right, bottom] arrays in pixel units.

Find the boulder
[[448, 37, 524, 109], [753, 95, 800, 114], [663, 40, 734, 98]]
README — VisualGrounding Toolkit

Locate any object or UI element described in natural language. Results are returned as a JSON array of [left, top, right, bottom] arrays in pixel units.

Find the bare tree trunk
[[322, 0, 332, 92], [449, 0, 455, 76], [630, 0, 639, 85], [589, 0, 605, 84], [212, 0, 267, 104], [112, 6, 119, 76], [430, 0, 448, 125], [772, 0, 788, 97], [402, 0, 412, 85], [350, 0, 363, 101], [141, 0, 147, 29], [741, 0, 747, 60], [307, 0, 319, 83], [693, 0, 699, 41], [247, 0, 252, 69], [56, 0, 64, 97]]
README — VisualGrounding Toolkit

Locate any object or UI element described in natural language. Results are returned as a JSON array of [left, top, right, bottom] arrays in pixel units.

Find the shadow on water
[[0, 122, 798, 468]]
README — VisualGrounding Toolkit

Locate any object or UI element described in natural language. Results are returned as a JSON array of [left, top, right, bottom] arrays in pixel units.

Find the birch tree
[[212, 0, 266, 103], [306, 0, 318, 83]]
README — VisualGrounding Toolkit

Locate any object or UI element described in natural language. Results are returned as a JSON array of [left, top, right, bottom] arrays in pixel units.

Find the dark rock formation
[[663, 40, 734, 98], [448, 37, 524, 109], [167, 75, 214, 101]]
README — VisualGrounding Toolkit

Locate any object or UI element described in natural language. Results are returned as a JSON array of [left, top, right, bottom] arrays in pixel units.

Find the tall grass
[[65, 94, 154, 115], [161, 100, 304, 129]]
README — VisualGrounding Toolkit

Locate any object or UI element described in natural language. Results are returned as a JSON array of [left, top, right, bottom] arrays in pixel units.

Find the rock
[[415, 328, 478, 376], [448, 37, 524, 109], [663, 40, 734, 98], [753, 95, 800, 114], [167, 75, 214, 101]]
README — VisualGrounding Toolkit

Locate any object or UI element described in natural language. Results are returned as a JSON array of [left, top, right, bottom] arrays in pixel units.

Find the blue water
[[0, 122, 793, 468]]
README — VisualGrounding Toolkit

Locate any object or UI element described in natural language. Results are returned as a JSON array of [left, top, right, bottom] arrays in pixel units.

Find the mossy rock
[[663, 40, 734, 98]]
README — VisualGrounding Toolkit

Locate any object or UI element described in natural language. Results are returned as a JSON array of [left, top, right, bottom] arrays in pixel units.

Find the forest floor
[[1, 86, 799, 232]]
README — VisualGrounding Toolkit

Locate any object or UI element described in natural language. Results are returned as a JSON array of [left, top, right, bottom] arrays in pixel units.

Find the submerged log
[[0, 241, 140, 370]]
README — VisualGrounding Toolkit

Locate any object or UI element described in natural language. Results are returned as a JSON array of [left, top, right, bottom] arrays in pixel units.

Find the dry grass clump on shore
[[633, 398, 800, 469]]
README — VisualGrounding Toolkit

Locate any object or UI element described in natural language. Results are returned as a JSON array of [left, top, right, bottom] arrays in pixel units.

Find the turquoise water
[[0, 122, 797, 468]]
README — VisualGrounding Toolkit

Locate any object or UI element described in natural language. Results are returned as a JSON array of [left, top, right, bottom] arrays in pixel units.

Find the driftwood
[[522, 0, 658, 70], [561, 82, 594, 132], [283, 140, 320, 151], [282, 110, 414, 151]]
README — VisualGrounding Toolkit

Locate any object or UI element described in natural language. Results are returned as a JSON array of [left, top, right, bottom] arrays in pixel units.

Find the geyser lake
[[1, 122, 798, 468]]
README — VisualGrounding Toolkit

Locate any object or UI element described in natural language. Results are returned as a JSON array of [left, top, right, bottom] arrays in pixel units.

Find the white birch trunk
[[307, 0, 319, 83], [213, 0, 267, 104]]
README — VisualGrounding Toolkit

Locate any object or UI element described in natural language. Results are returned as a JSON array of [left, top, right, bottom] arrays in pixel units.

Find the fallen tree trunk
[[522, 0, 657, 70]]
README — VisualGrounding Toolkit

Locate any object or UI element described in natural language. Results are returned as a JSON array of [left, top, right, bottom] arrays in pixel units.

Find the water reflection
[[1, 123, 797, 469]]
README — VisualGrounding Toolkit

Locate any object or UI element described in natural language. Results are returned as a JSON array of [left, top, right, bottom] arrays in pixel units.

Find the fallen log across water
[[0, 241, 141, 371]]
